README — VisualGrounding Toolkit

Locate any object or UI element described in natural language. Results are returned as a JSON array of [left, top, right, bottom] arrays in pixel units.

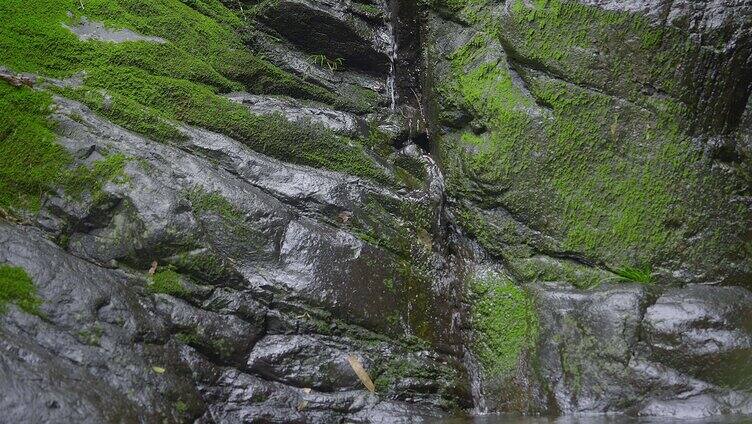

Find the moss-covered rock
[[429, 0, 752, 285], [469, 273, 538, 380], [0, 264, 42, 315]]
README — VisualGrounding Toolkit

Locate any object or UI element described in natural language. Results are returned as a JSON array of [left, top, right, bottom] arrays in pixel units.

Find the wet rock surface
[[0, 0, 751, 422], [0, 83, 466, 421], [528, 282, 752, 417]]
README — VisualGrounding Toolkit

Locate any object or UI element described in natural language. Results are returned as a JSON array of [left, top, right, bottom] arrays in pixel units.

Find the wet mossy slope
[[0, 0, 392, 190], [429, 0, 752, 287]]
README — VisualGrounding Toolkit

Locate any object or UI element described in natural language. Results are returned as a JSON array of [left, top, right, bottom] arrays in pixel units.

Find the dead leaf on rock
[[338, 211, 352, 224], [0, 70, 34, 88], [347, 354, 375, 393], [148, 260, 158, 276]]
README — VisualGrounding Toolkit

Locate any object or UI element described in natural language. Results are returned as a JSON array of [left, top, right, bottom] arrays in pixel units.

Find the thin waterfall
[[386, 0, 398, 110]]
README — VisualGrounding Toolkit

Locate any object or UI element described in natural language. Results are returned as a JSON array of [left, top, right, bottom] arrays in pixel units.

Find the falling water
[[386, 0, 398, 111]]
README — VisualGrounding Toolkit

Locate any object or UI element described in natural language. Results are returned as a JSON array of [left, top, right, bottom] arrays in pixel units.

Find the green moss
[[175, 330, 200, 346], [350, 195, 432, 258], [362, 122, 394, 157], [470, 274, 537, 378], [505, 0, 687, 90], [444, 34, 536, 183], [0, 82, 128, 214], [0, 82, 70, 212], [351, 2, 380, 16], [441, 5, 748, 277], [0, 0, 388, 182], [64, 153, 130, 202], [175, 328, 233, 358], [393, 155, 427, 182], [334, 84, 382, 114], [510, 256, 608, 289], [529, 78, 696, 264], [186, 187, 263, 241], [149, 268, 188, 297], [168, 249, 230, 284], [0, 265, 42, 315], [57, 86, 186, 143], [81, 67, 389, 183], [395, 259, 436, 341], [373, 355, 462, 409], [384, 277, 395, 294]]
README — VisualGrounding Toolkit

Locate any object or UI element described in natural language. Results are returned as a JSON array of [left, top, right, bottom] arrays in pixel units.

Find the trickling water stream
[[384, 0, 490, 412], [386, 0, 398, 111]]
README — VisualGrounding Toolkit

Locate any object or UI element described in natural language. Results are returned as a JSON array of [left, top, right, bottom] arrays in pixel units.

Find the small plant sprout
[[601, 265, 654, 285], [308, 54, 345, 72]]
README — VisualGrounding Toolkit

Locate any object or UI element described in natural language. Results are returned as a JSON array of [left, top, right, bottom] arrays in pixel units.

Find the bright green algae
[[149, 268, 188, 297], [0, 82, 70, 211]]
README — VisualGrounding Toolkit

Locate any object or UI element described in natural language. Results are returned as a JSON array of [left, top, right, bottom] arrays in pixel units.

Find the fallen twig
[[347, 355, 375, 393]]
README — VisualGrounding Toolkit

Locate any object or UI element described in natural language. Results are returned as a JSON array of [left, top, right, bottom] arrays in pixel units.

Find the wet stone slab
[[63, 17, 166, 43]]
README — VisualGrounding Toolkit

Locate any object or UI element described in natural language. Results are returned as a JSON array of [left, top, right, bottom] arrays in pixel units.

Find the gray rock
[[63, 17, 167, 43], [642, 285, 752, 390], [531, 282, 649, 413], [0, 224, 202, 422], [227, 92, 369, 137], [527, 282, 752, 418], [1, 0, 750, 420], [257, 0, 392, 76], [246, 334, 365, 390]]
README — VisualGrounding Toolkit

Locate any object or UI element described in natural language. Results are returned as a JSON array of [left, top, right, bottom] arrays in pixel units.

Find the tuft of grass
[[149, 268, 188, 297], [610, 265, 654, 284], [0, 264, 42, 315], [307, 54, 344, 72], [175, 400, 188, 414]]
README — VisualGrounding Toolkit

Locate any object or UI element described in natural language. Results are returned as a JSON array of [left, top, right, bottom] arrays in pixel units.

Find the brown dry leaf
[[338, 211, 352, 224], [0, 70, 34, 87], [347, 354, 375, 393], [148, 260, 158, 276]]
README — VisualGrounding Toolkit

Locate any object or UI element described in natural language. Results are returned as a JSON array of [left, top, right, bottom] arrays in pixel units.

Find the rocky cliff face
[[0, 0, 750, 422]]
